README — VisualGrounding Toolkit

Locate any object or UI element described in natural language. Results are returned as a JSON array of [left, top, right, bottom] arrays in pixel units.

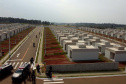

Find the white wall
[[115, 53, 126, 62], [105, 50, 111, 59], [72, 51, 99, 61]]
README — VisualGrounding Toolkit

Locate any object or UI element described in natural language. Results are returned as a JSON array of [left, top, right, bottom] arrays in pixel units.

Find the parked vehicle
[[0, 64, 13, 78], [12, 62, 30, 82]]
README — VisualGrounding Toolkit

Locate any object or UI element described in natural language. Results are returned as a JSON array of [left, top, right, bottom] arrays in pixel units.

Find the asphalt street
[[0, 26, 43, 84]]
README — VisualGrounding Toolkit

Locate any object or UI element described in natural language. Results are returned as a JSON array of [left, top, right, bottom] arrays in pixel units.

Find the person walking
[[31, 70, 36, 84], [28, 70, 31, 81]]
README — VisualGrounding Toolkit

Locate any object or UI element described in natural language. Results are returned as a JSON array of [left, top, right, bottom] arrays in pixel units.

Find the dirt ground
[[64, 76, 126, 84]]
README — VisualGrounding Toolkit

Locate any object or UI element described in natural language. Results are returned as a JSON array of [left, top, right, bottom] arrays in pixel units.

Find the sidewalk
[[37, 27, 44, 64], [52, 71, 126, 78], [0, 28, 36, 64], [36, 26, 45, 76]]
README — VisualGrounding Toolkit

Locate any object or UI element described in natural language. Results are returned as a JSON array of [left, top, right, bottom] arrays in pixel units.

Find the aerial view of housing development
[[0, 0, 126, 84]]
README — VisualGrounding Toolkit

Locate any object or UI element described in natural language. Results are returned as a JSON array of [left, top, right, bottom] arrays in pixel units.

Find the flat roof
[[64, 40, 85, 43], [107, 47, 126, 51], [69, 45, 99, 51], [106, 47, 126, 54]]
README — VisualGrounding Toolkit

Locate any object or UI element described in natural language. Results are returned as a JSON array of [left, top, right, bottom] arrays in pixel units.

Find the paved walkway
[[52, 71, 126, 78], [37, 27, 44, 64], [36, 26, 45, 76]]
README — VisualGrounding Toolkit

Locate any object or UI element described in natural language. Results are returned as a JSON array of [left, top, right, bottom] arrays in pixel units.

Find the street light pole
[[9, 31, 11, 59], [44, 27, 46, 56], [0, 37, 1, 56]]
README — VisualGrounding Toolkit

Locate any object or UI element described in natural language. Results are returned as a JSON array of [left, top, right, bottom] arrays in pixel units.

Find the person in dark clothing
[[28, 70, 31, 80], [30, 57, 34, 64], [36, 64, 40, 73], [33, 43, 35, 47], [31, 70, 36, 84], [46, 66, 52, 78], [32, 70, 35, 75]]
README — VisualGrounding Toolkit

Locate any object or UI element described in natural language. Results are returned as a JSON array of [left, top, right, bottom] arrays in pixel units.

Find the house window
[[98, 46, 101, 52], [70, 50, 72, 58]]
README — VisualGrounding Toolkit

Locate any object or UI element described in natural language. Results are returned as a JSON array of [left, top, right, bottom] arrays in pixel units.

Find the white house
[[105, 45, 126, 62], [60, 35, 78, 46], [83, 35, 93, 41], [78, 33, 87, 40], [67, 43, 99, 61], [0, 33, 4, 41], [58, 33, 71, 42], [87, 38, 101, 46], [95, 41, 113, 54], [63, 38, 85, 52]]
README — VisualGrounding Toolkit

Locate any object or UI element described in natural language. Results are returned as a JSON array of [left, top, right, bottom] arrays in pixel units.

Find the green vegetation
[[45, 52, 67, 56], [99, 54, 112, 62], [46, 46, 62, 49]]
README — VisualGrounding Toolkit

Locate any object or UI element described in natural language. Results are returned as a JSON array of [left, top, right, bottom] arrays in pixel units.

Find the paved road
[[5, 26, 42, 69], [0, 26, 43, 84], [41, 75, 126, 84]]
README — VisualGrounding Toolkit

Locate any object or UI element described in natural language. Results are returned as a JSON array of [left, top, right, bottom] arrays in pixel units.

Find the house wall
[[72, 51, 99, 61], [10, 31, 14, 36], [115, 53, 126, 62], [0, 34, 4, 41], [66, 43, 76, 52], [105, 50, 111, 59], [46, 62, 118, 72], [101, 45, 113, 54]]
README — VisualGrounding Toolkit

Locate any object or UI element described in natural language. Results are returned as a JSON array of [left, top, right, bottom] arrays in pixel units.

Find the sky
[[0, 0, 126, 24]]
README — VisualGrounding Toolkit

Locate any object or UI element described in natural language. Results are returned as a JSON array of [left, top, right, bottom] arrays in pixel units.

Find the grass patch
[[45, 52, 67, 56], [99, 54, 112, 62], [44, 58, 67, 60], [46, 46, 63, 49]]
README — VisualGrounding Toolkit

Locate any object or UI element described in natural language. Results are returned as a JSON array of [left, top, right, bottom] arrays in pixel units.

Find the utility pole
[[9, 30, 11, 59], [45, 27, 46, 56], [0, 37, 1, 56]]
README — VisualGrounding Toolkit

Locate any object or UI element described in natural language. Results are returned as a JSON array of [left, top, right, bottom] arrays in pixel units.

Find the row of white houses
[[79, 27, 126, 40], [0, 24, 32, 41], [49, 26, 126, 62]]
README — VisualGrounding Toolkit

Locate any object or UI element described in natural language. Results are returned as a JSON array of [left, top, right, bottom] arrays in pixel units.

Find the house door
[[70, 50, 72, 58], [90, 42, 92, 45], [110, 52, 115, 59], [98, 46, 101, 52], [0, 36, 1, 41], [6, 34, 7, 39], [65, 44, 67, 51], [14, 30, 15, 35]]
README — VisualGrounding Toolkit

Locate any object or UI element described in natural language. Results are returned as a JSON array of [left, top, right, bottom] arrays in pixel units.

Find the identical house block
[[50, 26, 126, 62]]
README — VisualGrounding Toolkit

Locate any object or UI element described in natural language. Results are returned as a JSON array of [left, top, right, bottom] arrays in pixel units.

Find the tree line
[[0, 17, 53, 25], [75, 23, 126, 29]]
